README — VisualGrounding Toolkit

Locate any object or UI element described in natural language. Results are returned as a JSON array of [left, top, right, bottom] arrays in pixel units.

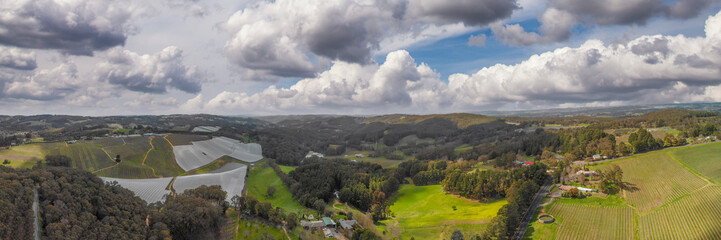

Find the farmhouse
[[305, 151, 324, 158], [576, 170, 598, 176], [355, 154, 364, 158], [592, 154, 607, 160], [338, 219, 359, 230], [559, 185, 596, 193], [523, 161, 535, 166]]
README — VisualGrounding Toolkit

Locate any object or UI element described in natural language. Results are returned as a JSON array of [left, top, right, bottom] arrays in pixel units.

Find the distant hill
[[364, 113, 497, 128], [479, 102, 721, 118]]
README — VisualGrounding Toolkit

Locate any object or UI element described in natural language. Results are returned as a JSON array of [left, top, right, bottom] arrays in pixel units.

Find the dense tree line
[[0, 166, 34, 240], [442, 164, 548, 201], [477, 180, 541, 240], [230, 195, 297, 229], [628, 128, 663, 153]]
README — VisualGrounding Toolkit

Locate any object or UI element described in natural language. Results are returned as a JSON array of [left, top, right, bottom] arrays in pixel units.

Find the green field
[[380, 184, 505, 240], [165, 133, 210, 146], [103, 136, 151, 164], [46, 141, 116, 172], [144, 137, 184, 177], [95, 160, 156, 179], [246, 166, 310, 214], [279, 165, 296, 174], [340, 151, 406, 168], [670, 142, 721, 183]]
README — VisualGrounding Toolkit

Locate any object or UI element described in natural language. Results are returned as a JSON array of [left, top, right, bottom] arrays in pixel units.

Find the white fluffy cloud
[[2, 63, 80, 100], [191, 10, 721, 114], [0, 46, 36, 70], [493, 0, 720, 46], [94, 47, 204, 94], [220, 0, 519, 79], [0, 0, 146, 55]]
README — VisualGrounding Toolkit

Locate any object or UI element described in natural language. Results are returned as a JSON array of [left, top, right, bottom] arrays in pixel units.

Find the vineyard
[[593, 150, 707, 211], [670, 142, 721, 183], [548, 203, 634, 240], [144, 137, 184, 177], [46, 142, 115, 171], [640, 186, 721, 239], [103, 136, 152, 164], [164, 133, 210, 146]]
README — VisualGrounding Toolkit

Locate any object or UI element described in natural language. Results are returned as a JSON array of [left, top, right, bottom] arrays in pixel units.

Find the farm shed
[[322, 217, 336, 227], [100, 177, 173, 203], [301, 220, 325, 230]]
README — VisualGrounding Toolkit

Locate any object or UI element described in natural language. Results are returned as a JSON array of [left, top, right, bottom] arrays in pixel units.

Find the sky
[[1, 0, 721, 116]]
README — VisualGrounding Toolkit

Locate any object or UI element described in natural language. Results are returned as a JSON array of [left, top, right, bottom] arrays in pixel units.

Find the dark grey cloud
[[95, 47, 203, 94], [0, 0, 140, 55], [0, 47, 37, 70], [631, 38, 670, 56], [674, 54, 716, 68], [668, 0, 719, 19], [412, 0, 519, 26], [551, 0, 667, 25]]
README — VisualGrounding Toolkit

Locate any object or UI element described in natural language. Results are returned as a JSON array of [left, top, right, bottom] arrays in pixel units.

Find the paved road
[[511, 177, 553, 240]]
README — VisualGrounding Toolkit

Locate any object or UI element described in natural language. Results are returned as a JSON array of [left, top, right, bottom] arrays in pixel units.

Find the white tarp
[[100, 177, 173, 203], [172, 165, 248, 202], [173, 136, 263, 171]]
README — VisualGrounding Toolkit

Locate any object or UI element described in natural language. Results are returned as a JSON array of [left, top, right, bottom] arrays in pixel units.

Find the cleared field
[[103, 136, 151, 164], [548, 203, 634, 240], [47, 141, 116, 171], [593, 151, 706, 211], [173, 137, 263, 171], [209, 162, 246, 173], [246, 166, 308, 214], [640, 186, 721, 239], [100, 177, 172, 203], [0, 144, 45, 161], [96, 161, 156, 179], [380, 185, 505, 240], [340, 151, 405, 168], [165, 134, 210, 146], [670, 142, 721, 183], [172, 165, 248, 202], [144, 137, 184, 177]]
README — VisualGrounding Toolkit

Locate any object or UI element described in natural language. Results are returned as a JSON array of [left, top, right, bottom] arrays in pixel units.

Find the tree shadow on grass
[[621, 181, 639, 192]]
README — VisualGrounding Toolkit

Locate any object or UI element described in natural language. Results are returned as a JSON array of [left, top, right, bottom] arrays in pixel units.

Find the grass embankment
[[279, 165, 296, 174], [246, 166, 310, 215], [380, 184, 505, 240]]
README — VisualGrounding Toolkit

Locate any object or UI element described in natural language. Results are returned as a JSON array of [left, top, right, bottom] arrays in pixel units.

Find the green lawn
[[380, 184, 505, 240], [670, 142, 721, 183], [279, 165, 296, 174], [246, 166, 310, 215]]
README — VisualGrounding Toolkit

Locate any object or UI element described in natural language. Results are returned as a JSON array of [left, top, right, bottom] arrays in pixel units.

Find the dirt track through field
[[141, 137, 160, 177]]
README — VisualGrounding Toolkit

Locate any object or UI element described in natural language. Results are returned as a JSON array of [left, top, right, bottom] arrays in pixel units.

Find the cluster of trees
[[558, 128, 617, 158], [442, 164, 548, 201], [396, 160, 450, 186], [597, 164, 624, 194], [44, 155, 71, 167], [478, 179, 542, 239], [149, 185, 228, 240], [628, 128, 663, 153], [230, 195, 298, 229]]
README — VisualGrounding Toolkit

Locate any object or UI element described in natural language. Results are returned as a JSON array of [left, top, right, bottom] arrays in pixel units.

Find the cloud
[[94, 46, 204, 94], [2, 63, 80, 100], [492, 7, 576, 46], [192, 10, 721, 114], [492, 0, 720, 46], [0, 0, 144, 55], [220, 0, 520, 79], [165, 0, 208, 17], [0, 46, 36, 70], [468, 34, 487, 46]]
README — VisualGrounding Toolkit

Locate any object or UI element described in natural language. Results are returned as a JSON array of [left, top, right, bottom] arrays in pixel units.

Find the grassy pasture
[[380, 184, 505, 240], [246, 166, 310, 215], [670, 142, 721, 183], [340, 151, 406, 168], [278, 165, 295, 174], [592, 150, 706, 211]]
